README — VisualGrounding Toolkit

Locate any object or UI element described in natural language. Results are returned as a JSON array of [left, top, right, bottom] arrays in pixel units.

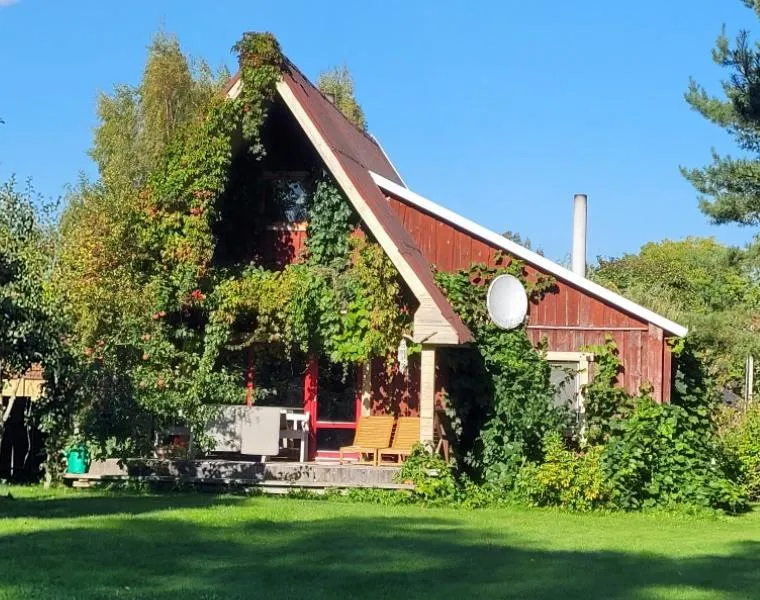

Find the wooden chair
[[378, 416, 420, 465], [339, 415, 395, 465]]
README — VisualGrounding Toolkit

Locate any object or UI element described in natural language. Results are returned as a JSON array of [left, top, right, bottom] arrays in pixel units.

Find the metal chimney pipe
[[571, 193, 588, 278]]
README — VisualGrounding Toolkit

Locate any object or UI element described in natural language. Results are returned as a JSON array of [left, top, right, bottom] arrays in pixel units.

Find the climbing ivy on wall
[[435, 255, 568, 487], [232, 32, 284, 157], [306, 177, 356, 268], [581, 337, 641, 445], [132, 26, 413, 433]]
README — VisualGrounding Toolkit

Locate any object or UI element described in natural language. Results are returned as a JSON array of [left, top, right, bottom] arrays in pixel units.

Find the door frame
[[303, 357, 362, 460]]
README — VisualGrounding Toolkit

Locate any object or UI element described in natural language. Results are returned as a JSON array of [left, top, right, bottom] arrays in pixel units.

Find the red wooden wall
[[386, 194, 673, 402], [370, 357, 421, 416], [261, 226, 308, 268]]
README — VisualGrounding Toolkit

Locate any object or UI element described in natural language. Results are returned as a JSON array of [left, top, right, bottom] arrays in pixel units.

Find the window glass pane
[[318, 360, 356, 422], [268, 179, 309, 222], [254, 349, 305, 408], [549, 361, 580, 412]]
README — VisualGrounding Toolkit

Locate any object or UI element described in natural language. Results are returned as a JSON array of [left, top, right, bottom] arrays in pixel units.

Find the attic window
[[262, 172, 311, 224]]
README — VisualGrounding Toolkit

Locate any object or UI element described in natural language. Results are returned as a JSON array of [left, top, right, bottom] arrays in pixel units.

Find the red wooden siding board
[[555, 283, 568, 325], [630, 330, 642, 390], [662, 343, 672, 403], [544, 290, 557, 326], [578, 296, 592, 327], [435, 221, 455, 271], [454, 230, 473, 271], [566, 287, 580, 327], [555, 328, 570, 351], [647, 324, 665, 402], [471, 239, 490, 266]]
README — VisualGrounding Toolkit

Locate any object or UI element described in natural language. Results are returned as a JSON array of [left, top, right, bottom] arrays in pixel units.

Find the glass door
[[303, 358, 360, 460]]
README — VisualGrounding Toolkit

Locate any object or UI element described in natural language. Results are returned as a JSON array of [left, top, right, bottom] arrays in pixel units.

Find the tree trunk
[[0, 397, 15, 446], [0, 374, 20, 448]]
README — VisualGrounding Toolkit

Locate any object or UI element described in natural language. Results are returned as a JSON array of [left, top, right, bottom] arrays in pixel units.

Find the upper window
[[262, 172, 311, 224]]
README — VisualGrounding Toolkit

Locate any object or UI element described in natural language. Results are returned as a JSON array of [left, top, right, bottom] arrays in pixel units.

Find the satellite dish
[[487, 274, 528, 329]]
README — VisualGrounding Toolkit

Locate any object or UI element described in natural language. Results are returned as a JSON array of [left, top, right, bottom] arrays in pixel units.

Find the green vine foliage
[[306, 177, 356, 268], [435, 255, 568, 488], [582, 337, 640, 445], [231, 32, 283, 157], [332, 237, 410, 363], [128, 33, 410, 443]]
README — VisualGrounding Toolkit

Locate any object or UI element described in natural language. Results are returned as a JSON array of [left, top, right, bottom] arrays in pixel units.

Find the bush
[[602, 399, 748, 513], [457, 476, 509, 509], [721, 405, 760, 500], [514, 433, 610, 511], [395, 444, 459, 505]]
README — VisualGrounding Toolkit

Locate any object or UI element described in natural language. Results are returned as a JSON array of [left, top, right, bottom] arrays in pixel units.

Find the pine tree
[[683, 1, 760, 225]]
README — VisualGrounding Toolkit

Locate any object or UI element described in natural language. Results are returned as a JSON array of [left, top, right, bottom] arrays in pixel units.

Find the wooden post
[[420, 346, 436, 446], [304, 356, 318, 461], [746, 355, 755, 409], [245, 347, 255, 407]]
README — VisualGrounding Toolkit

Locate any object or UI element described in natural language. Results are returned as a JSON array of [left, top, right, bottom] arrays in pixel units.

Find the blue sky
[[0, 0, 756, 262]]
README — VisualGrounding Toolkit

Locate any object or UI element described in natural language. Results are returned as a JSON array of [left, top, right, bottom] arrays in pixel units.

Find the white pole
[[572, 194, 588, 278], [748, 355, 754, 406]]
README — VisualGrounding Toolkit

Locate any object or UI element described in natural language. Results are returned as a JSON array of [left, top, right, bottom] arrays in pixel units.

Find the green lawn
[[1, 487, 759, 599]]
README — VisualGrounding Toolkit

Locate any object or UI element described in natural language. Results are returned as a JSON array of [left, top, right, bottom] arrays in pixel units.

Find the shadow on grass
[[0, 494, 759, 599], [0, 490, 244, 520]]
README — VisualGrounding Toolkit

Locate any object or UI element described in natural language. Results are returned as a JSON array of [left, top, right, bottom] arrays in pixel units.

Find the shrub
[[457, 476, 509, 509], [342, 488, 412, 505], [395, 444, 458, 505], [514, 433, 610, 511], [721, 405, 760, 500], [602, 399, 748, 513]]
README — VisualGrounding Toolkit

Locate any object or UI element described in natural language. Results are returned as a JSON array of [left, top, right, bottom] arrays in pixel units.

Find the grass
[[1, 487, 759, 599]]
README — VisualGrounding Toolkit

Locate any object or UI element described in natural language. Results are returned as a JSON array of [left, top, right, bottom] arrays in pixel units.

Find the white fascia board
[[368, 133, 408, 188], [370, 171, 688, 338], [226, 78, 243, 99]]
